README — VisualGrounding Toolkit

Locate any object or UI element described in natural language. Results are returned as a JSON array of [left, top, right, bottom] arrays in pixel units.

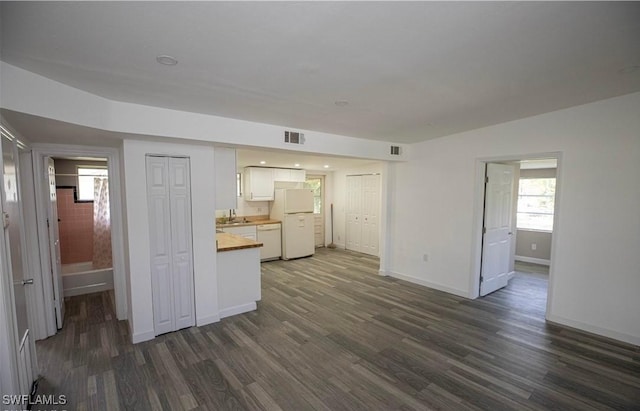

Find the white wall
[[388, 92, 640, 345], [122, 140, 219, 343]]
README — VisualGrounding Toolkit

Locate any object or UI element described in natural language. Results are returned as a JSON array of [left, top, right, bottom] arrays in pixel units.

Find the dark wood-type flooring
[[36, 248, 640, 410]]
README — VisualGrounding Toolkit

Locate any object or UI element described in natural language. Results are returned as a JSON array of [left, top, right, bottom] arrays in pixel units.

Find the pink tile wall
[[57, 188, 93, 264]]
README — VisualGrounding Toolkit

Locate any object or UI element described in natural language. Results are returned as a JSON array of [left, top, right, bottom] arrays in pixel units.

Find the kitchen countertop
[[217, 218, 281, 228], [216, 232, 263, 252]]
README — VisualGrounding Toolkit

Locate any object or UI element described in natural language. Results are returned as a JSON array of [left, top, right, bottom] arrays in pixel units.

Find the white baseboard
[[219, 302, 257, 320], [131, 329, 155, 344], [197, 314, 220, 327], [546, 314, 640, 346], [387, 271, 469, 299], [515, 255, 550, 266]]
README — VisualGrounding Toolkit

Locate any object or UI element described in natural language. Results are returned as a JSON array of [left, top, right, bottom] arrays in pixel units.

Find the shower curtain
[[93, 177, 112, 269]]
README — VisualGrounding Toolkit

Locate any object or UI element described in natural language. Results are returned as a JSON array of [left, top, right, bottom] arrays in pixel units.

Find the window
[[517, 178, 555, 231], [304, 177, 322, 214], [77, 167, 108, 201], [236, 172, 242, 197]]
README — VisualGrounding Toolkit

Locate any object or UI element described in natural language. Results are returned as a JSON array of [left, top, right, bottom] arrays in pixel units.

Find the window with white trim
[[77, 167, 108, 201], [516, 178, 555, 231]]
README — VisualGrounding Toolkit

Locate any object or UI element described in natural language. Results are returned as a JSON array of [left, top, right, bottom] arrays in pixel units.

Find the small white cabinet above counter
[[244, 167, 274, 201], [243, 166, 306, 201]]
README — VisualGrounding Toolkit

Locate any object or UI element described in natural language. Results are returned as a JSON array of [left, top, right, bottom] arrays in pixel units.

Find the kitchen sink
[[220, 219, 250, 226]]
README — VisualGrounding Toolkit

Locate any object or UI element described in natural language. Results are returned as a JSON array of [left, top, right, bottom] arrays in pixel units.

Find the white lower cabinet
[[222, 225, 257, 241], [146, 155, 195, 336], [217, 247, 261, 319]]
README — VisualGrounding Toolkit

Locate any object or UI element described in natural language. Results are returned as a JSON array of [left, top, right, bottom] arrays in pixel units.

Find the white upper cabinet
[[214, 147, 237, 209], [244, 167, 306, 201], [273, 168, 306, 182], [290, 169, 306, 182], [273, 168, 291, 182], [244, 167, 274, 201]]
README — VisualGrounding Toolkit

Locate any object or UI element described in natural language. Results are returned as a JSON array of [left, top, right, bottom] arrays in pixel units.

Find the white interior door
[[346, 176, 362, 252], [168, 157, 195, 330], [146, 156, 194, 336], [1, 134, 34, 395], [146, 156, 174, 335], [361, 174, 380, 256], [480, 163, 515, 296], [45, 157, 64, 328], [346, 175, 380, 256]]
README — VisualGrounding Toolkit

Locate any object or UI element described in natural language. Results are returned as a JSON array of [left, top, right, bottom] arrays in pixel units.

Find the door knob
[[22, 279, 34, 285]]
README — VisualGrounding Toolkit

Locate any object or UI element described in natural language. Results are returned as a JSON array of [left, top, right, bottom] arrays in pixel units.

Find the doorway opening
[[304, 175, 325, 248], [32, 145, 126, 338], [473, 154, 560, 320], [52, 158, 114, 299]]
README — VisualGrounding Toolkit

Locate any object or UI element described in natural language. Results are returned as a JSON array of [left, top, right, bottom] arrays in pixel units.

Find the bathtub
[[62, 262, 114, 297]]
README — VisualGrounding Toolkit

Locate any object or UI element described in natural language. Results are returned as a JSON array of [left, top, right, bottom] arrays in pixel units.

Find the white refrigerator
[[270, 189, 315, 260]]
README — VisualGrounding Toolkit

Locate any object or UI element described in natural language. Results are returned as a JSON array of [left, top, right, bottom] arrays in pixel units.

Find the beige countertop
[[216, 232, 263, 252], [217, 218, 281, 228]]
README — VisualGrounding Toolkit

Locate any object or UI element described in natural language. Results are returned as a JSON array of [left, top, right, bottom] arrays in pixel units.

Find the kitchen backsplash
[[215, 196, 269, 218]]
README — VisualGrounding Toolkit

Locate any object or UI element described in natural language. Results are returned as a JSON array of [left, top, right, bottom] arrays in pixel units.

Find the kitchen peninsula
[[216, 232, 262, 319]]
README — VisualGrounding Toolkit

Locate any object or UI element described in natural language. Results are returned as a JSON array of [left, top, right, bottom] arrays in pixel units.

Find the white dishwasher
[[256, 223, 282, 261]]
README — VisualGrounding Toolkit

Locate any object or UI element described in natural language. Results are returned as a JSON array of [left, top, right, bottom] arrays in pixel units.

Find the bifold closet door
[[361, 174, 380, 256], [146, 156, 195, 336], [346, 174, 380, 256], [346, 176, 362, 252]]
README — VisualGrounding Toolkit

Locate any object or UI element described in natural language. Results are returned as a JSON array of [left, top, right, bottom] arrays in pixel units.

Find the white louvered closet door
[[146, 156, 195, 336]]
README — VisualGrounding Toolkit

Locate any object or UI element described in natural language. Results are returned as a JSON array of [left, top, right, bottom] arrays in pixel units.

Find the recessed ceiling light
[[259, 160, 266, 165], [619, 65, 640, 74], [294, 163, 300, 167], [334, 100, 349, 107], [323, 165, 330, 169], [156, 55, 178, 66]]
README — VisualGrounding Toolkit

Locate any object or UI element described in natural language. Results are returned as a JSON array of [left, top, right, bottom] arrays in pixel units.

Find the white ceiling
[[2, 2, 639, 145]]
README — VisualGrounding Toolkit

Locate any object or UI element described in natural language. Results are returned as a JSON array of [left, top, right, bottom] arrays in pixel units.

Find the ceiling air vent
[[390, 145, 401, 156], [284, 131, 305, 145]]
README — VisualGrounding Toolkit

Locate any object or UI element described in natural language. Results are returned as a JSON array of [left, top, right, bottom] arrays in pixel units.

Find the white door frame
[[305, 174, 325, 247], [18, 150, 48, 342], [32, 144, 127, 336], [469, 152, 562, 318], [0, 133, 22, 395], [45, 157, 64, 329]]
